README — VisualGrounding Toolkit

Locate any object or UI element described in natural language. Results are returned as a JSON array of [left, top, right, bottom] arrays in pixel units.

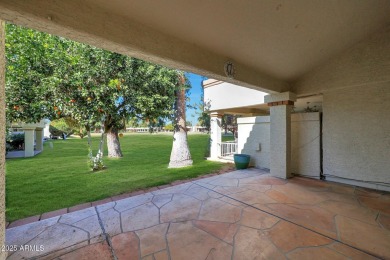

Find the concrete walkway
[[5, 150, 42, 159], [5, 169, 390, 259]]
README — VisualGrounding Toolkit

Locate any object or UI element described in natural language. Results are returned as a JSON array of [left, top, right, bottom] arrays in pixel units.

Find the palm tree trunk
[[169, 75, 192, 168]]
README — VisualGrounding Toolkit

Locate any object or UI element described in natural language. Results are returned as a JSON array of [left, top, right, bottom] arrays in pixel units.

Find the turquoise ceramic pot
[[234, 154, 250, 169]]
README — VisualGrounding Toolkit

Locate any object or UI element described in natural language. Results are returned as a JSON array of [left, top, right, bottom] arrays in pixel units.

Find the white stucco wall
[[237, 113, 320, 177], [322, 84, 390, 190], [237, 117, 270, 169], [204, 82, 267, 112]]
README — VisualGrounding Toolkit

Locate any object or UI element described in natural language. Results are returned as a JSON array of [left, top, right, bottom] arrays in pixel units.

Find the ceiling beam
[[0, 0, 289, 93]]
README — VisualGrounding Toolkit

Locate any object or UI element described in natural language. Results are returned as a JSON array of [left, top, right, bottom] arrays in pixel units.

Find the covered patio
[[6, 169, 390, 259], [1, 1, 390, 259]]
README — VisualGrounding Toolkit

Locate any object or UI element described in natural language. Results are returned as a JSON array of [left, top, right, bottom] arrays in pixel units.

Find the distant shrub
[[164, 124, 174, 131], [6, 133, 24, 151]]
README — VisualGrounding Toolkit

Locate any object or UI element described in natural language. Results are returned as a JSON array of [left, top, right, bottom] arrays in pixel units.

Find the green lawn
[[222, 134, 235, 142], [5, 133, 226, 221]]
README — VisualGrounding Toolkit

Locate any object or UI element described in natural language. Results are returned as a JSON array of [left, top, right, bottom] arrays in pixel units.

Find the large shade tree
[[196, 100, 211, 132], [51, 43, 178, 157], [5, 24, 64, 123], [5, 24, 179, 160]]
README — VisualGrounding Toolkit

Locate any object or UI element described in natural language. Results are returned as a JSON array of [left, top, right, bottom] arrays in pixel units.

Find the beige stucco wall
[[322, 84, 390, 191], [291, 113, 321, 178], [293, 26, 390, 96], [293, 25, 390, 191], [237, 113, 320, 177]]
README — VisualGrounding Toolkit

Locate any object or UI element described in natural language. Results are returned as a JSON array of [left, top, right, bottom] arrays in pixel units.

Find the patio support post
[[265, 92, 296, 179], [23, 128, 35, 157], [35, 128, 44, 152], [210, 112, 223, 159], [0, 19, 6, 259]]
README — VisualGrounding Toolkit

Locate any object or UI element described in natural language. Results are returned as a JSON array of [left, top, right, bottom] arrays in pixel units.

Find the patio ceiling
[[1, 1, 390, 94], [90, 0, 390, 81]]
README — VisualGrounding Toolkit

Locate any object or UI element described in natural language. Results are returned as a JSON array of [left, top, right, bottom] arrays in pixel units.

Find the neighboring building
[[7, 119, 48, 158], [187, 126, 207, 133]]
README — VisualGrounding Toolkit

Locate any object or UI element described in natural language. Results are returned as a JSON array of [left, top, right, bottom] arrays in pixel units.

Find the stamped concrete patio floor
[[6, 169, 390, 259]]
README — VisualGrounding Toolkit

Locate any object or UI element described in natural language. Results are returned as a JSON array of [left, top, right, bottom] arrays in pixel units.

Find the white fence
[[220, 141, 238, 157]]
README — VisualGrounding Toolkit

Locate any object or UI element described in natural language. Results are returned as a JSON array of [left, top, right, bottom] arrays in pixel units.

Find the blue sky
[[185, 72, 207, 126]]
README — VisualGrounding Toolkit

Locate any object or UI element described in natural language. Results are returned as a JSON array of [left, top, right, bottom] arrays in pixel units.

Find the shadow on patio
[[6, 169, 390, 259]]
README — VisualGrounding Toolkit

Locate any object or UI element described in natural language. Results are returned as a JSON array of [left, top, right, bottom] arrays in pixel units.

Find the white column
[[265, 92, 296, 179], [35, 128, 44, 151], [210, 112, 223, 159], [23, 128, 35, 157]]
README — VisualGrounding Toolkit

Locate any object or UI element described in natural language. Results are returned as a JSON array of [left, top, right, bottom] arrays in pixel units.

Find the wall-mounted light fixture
[[224, 61, 235, 79], [256, 143, 261, 152]]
